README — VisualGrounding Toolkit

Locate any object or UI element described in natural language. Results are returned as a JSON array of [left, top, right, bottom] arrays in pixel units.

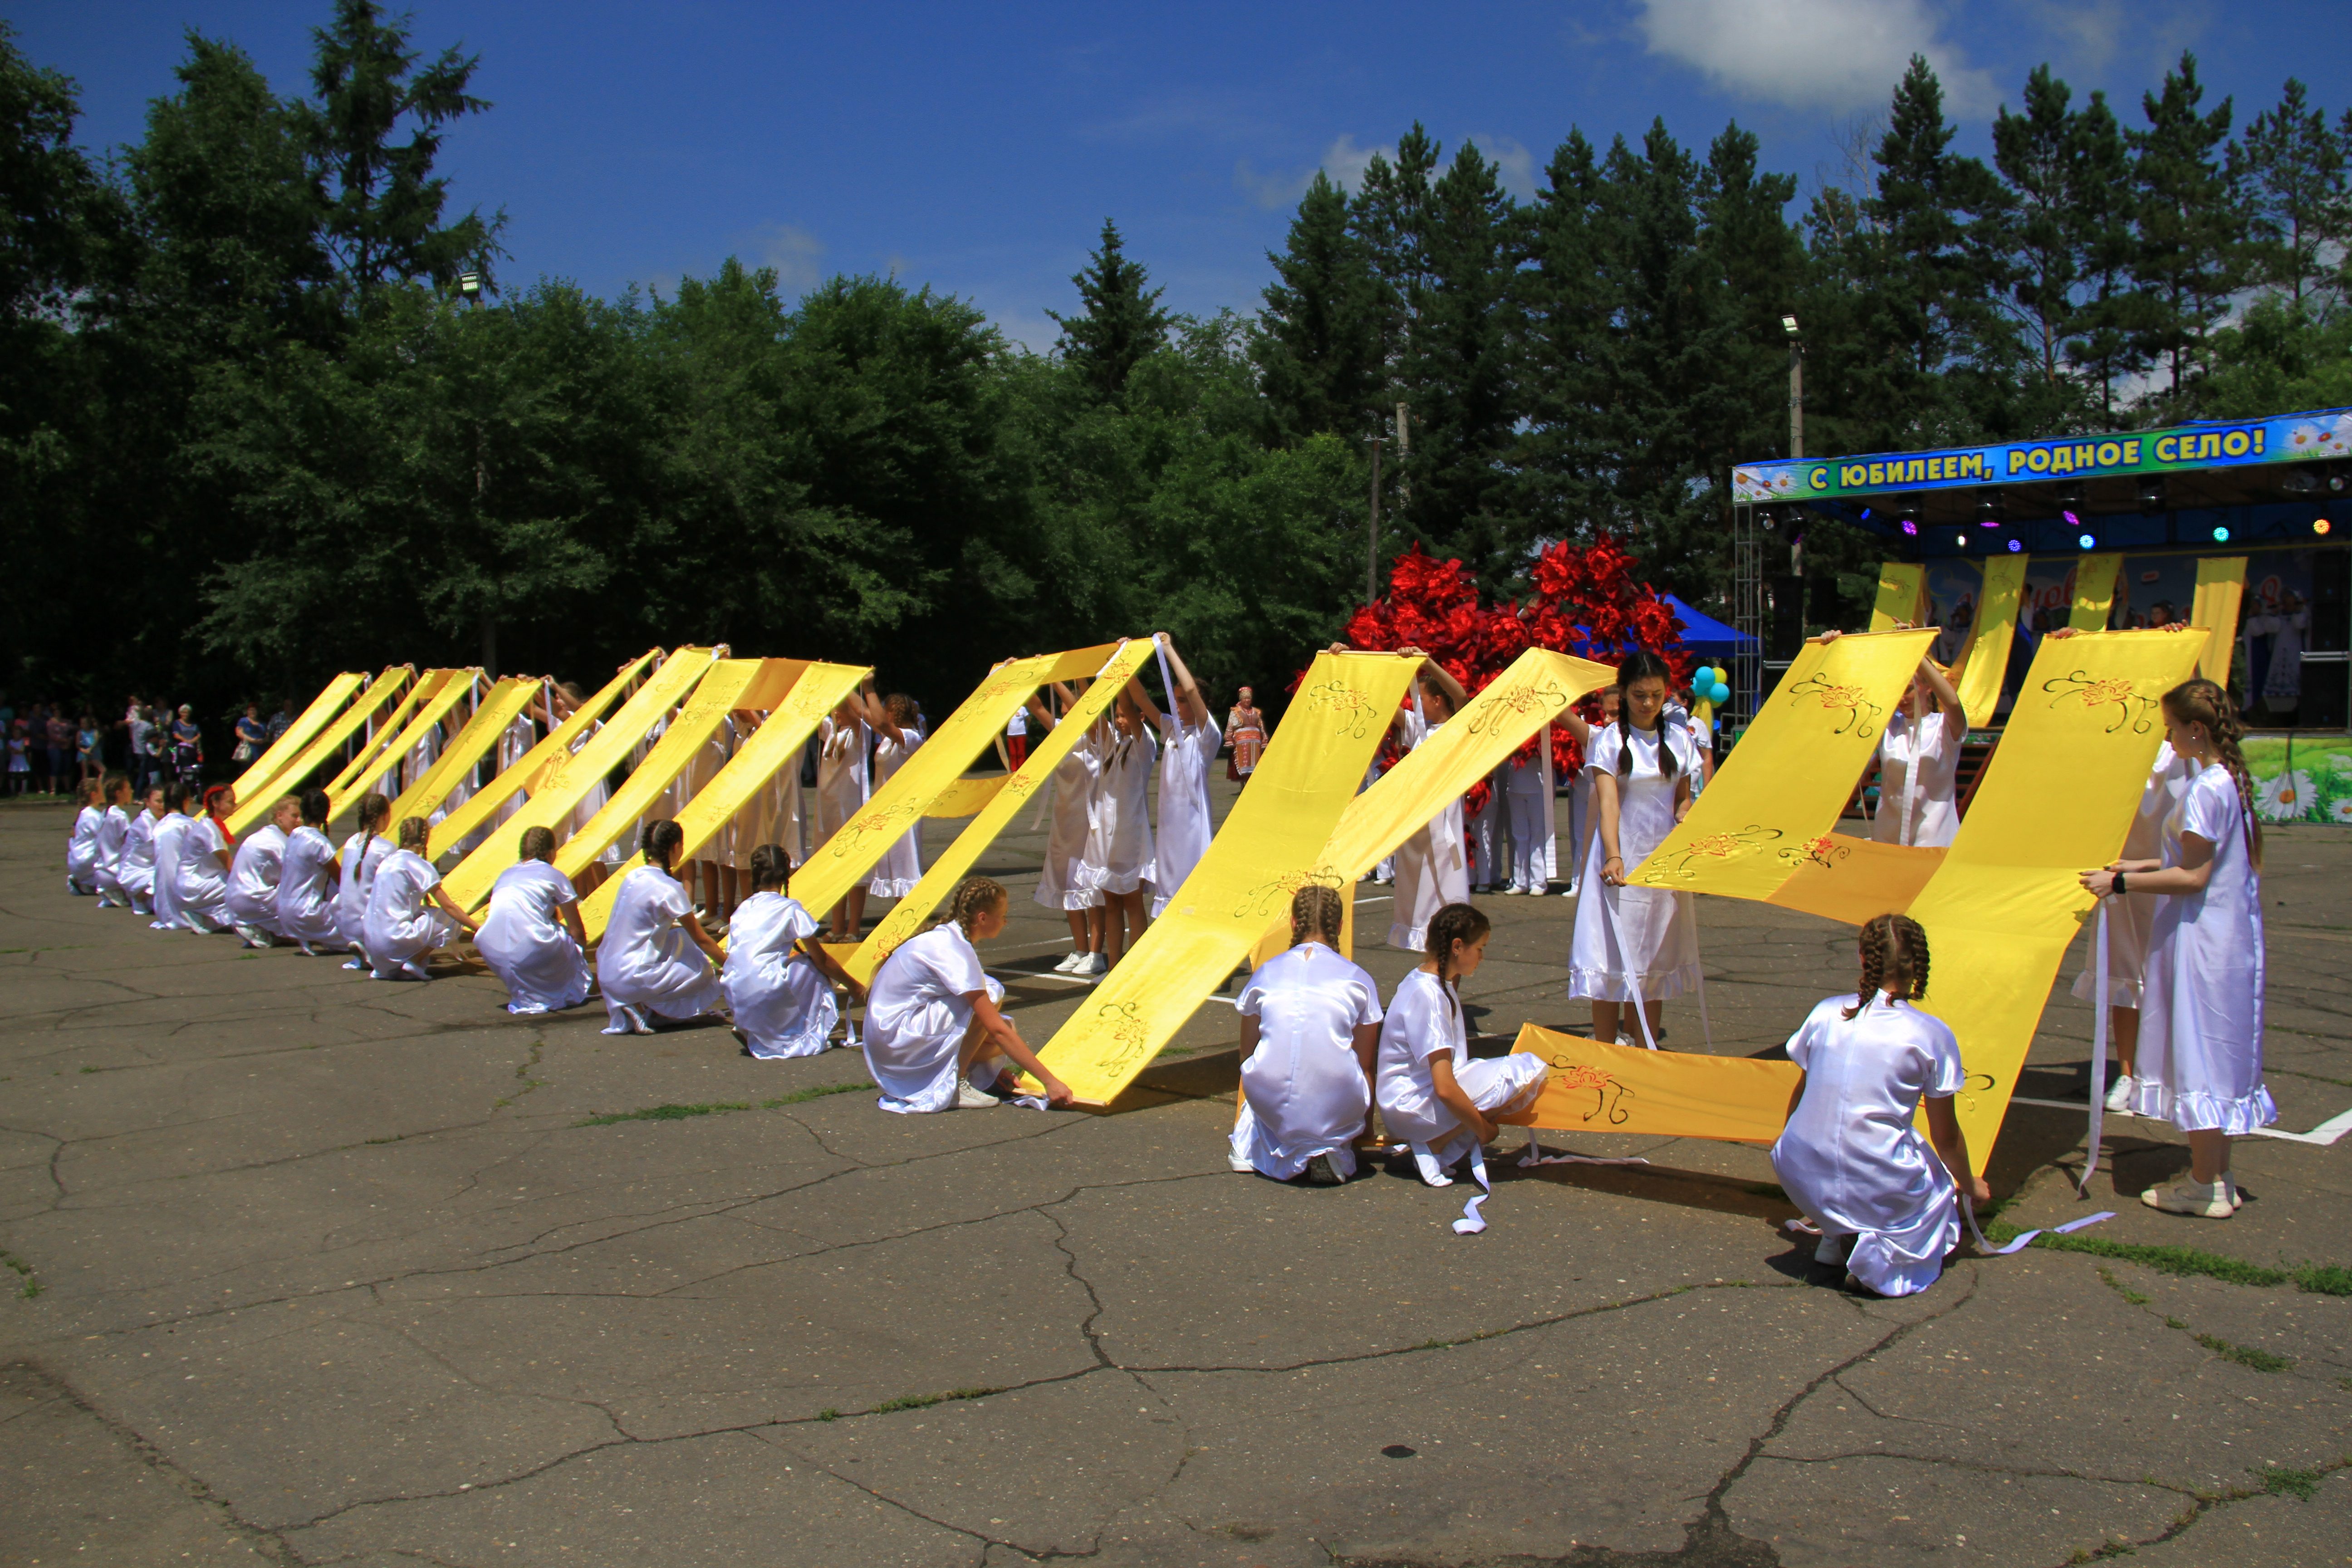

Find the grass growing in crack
[[869, 1387, 996, 1415], [2253, 1464, 2322, 1500], [760, 1082, 872, 1108], [574, 1101, 752, 1128], [816, 1408, 840, 1421], [1991, 1226, 2352, 1295], [1, 1251, 38, 1299], [2067, 1543, 2139, 1562], [493, 1040, 547, 1112], [2195, 1334, 2293, 1373], [77, 1064, 103, 1073], [2097, 1267, 2150, 1306]]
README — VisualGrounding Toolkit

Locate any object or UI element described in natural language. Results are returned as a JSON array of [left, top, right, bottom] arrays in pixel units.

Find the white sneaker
[[2224, 1174, 2243, 1210], [2102, 1073, 2137, 1113], [2141, 1175, 2233, 1219], [956, 1080, 1002, 1110], [1501, 886, 1523, 897], [1053, 951, 1086, 974], [1081, 952, 1109, 975], [1814, 1233, 1848, 1266]]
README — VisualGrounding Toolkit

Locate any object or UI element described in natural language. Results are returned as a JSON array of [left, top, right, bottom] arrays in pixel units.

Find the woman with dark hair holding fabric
[[1568, 649, 1700, 1048], [722, 843, 864, 1058], [597, 818, 727, 1035]]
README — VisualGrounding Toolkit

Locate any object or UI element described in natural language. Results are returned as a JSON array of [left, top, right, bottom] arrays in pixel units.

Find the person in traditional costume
[[814, 689, 872, 939], [225, 795, 299, 947], [174, 785, 239, 935], [1373, 647, 1471, 953], [276, 789, 345, 955], [148, 781, 194, 930], [866, 690, 926, 901], [1026, 682, 1107, 975], [1135, 633, 1220, 918], [337, 793, 396, 970], [120, 782, 165, 916], [1078, 691, 1156, 965], [363, 817, 478, 980], [65, 779, 103, 895], [93, 774, 133, 906]]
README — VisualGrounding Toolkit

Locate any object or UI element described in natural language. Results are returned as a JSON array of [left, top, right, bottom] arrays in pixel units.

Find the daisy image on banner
[[2332, 799, 2352, 825], [2257, 769, 2316, 823]]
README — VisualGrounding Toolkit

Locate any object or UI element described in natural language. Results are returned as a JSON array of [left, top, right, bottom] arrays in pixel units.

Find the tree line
[[5, 3, 2349, 727]]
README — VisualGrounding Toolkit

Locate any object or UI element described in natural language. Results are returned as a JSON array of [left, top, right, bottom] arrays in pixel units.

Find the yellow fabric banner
[[1870, 564, 1926, 630], [791, 643, 1124, 925], [1764, 834, 1944, 926], [551, 657, 769, 887], [847, 641, 1154, 984], [332, 670, 475, 815], [1914, 628, 2206, 1158], [1033, 650, 1422, 1107], [225, 666, 413, 836], [441, 648, 720, 910], [2192, 557, 2246, 685], [924, 775, 1010, 818], [2069, 553, 2122, 631], [1626, 630, 1935, 902], [230, 673, 365, 799], [426, 652, 659, 859], [1950, 554, 2027, 728], [1504, 1023, 1801, 1144], [323, 670, 451, 801], [576, 660, 870, 940], [388, 676, 538, 827]]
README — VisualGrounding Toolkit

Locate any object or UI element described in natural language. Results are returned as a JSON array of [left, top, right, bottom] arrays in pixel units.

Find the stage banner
[[1910, 628, 2205, 1159], [426, 651, 659, 859], [574, 660, 867, 939], [332, 669, 475, 814], [1765, 836, 1944, 926], [925, 776, 1011, 818], [791, 642, 1124, 926], [1032, 650, 1422, 1107], [1504, 1024, 1800, 1144], [1626, 630, 1935, 902], [2069, 553, 2122, 631], [1870, 564, 1926, 631], [441, 648, 719, 910], [388, 676, 538, 827], [225, 666, 412, 836], [1951, 554, 2027, 728], [2192, 556, 2247, 685], [323, 669, 450, 801], [230, 673, 365, 799], [847, 641, 1152, 984]]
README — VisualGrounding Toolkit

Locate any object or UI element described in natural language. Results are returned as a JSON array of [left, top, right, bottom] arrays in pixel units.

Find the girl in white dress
[[337, 793, 396, 970], [93, 774, 133, 906], [226, 796, 299, 947], [65, 780, 103, 895], [723, 843, 865, 1058], [862, 877, 1074, 1113], [1026, 684, 1106, 975], [149, 781, 194, 930], [1228, 886, 1385, 1184], [1502, 735, 1557, 896], [1378, 648, 1472, 951], [551, 682, 621, 899], [867, 692, 926, 899], [597, 819, 727, 1034], [1563, 687, 1621, 897], [277, 789, 344, 955], [1569, 649, 1700, 1047], [364, 818, 478, 980], [476, 825, 593, 1015], [1770, 914, 1987, 1297], [670, 710, 733, 919], [1377, 903, 1548, 1187], [1866, 647, 1965, 848], [1080, 693, 1158, 965], [175, 786, 238, 935], [1134, 634, 1221, 919], [813, 690, 872, 939], [2080, 679, 2274, 1218], [121, 783, 164, 916]]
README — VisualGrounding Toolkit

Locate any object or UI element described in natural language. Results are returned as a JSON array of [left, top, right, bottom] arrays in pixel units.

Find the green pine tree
[[2234, 78, 2351, 308], [1047, 217, 1171, 404], [1253, 170, 1381, 443], [2128, 51, 2244, 410]]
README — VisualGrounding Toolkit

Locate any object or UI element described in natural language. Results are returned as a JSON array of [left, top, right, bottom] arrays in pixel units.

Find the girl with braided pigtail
[[862, 877, 1074, 1112], [1228, 884, 1387, 1185], [1377, 903, 1548, 1188], [1770, 914, 1988, 1297], [2079, 680, 2273, 1218], [597, 819, 728, 1034]]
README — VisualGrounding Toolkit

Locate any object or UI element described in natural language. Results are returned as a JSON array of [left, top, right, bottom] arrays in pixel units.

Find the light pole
[[1366, 433, 1384, 603], [1782, 314, 1803, 461], [459, 271, 496, 676]]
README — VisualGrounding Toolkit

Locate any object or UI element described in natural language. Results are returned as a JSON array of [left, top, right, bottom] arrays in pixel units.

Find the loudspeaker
[[1769, 575, 1806, 660]]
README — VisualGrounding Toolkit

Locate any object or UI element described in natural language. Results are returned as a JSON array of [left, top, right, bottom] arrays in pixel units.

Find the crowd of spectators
[[1, 694, 295, 799]]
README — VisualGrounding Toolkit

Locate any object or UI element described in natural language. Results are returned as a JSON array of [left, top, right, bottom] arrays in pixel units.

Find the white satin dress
[[1568, 722, 1700, 1005], [722, 892, 837, 1058], [276, 825, 344, 948], [363, 848, 454, 980], [1376, 967, 1547, 1184], [596, 867, 725, 1030], [121, 809, 160, 913], [1149, 713, 1220, 916], [1387, 704, 1468, 950], [2072, 742, 2192, 1009], [1035, 728, 1102, 912], [1081, 728, 1157, 898], [1229, 943, 1385, 1181], [863, 924, 1004, 1112], [225, 823, 289, 941], [175, 817, 233, 933], [477, 860, 592, 1015], [149, 812, 192, 930], [337, 831, 395, 961]]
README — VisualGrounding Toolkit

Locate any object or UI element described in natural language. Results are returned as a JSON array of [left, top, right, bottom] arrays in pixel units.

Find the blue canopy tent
[[1661, 594, 1757, 658]]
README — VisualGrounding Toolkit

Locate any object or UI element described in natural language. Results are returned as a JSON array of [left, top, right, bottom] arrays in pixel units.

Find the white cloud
[[1320, 134, 1389, 194], [1233, 134, 1396, 211], [1473, 134, 1538, 197], [2017, 0, 2126, 69], [743, 223, 826, 291], [1632, 0, 1998, 115]]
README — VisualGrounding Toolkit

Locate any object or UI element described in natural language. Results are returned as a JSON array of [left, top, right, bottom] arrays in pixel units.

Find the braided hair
[[747, 842, 794, 892], [397, 815, 431, 852], [640, 818, 685, 872], [1424, 902, 1491, 996], [518, 825, 557, 861], [1289, 883, 1345, 947], [2161, 679, 2264, 870], [1845, 913, 1930, 1020], [1613, 649, 1680, 783], [299, 788, 331, 827], [947, 875, 1008, 937]]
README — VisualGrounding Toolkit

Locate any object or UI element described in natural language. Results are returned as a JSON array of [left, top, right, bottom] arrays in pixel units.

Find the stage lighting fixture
[[2212, 525, 2231, 542], [2317, 519, 2333, 536], [2282, 466, 2320, 496], [1975, 490, 2004, 525], [2006, 539, 2023, 552], [1900, 519, 1917, 535], [1781, 315, 1800, 336], [2138, 476, 2168, 511], [2078, 532, 2097, 549], [1955, 533, 1968, 548]]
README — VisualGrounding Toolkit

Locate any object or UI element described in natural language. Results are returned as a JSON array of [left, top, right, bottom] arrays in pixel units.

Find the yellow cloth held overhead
[[924, 775, 1012, 818], [552, 657, 774, 886], [1034, 650, 1421, 1107], [1765, 835, 1943, 926], [329, 670, 474, 817], [791, 643, 1124, 926], [1869, 564, 1926, 631], [440, 647, 720, 911], [1950, 554, 2027, 729], [1504, 1024, 1801, 1144], [848, 641, 1154, 985], [225, 666, 413, 836], [388, 676, 539, 827], [426, 652, 660, 860], [2191, 557, 2246, 686], [1911, 627, 2205, 1160], [1626, 629, 1934, 903], [230, 673, 366, 800], [2069, 553, 2122, 631], [576, 660, 868, 941], [322, 668, 447, 801]]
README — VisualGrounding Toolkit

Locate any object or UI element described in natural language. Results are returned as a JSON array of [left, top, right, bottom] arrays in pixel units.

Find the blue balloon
[[1708, 681, 1731, 705]]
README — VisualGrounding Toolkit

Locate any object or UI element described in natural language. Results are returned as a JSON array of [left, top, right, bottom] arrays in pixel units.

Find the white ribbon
[[2078, 901, 2110, 1196], [1451, 1143, 1492, 1234], [1961, 1200, 2115, 1255], [1518, 1135, 1653, 1170]]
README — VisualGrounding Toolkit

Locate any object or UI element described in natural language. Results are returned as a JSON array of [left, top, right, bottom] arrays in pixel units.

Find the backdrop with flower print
[[2246, 736, 2352, 826]]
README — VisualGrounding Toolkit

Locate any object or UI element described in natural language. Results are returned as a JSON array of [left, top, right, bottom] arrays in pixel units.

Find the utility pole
[[1782, 314, 1803, 460], [1366, 434, 1384, 603], [460, 270, 497, 676], [1394, 400, 1411, 514]]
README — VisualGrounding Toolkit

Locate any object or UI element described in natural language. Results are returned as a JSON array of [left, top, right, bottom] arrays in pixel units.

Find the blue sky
[[16, 1, 2346, 349]]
